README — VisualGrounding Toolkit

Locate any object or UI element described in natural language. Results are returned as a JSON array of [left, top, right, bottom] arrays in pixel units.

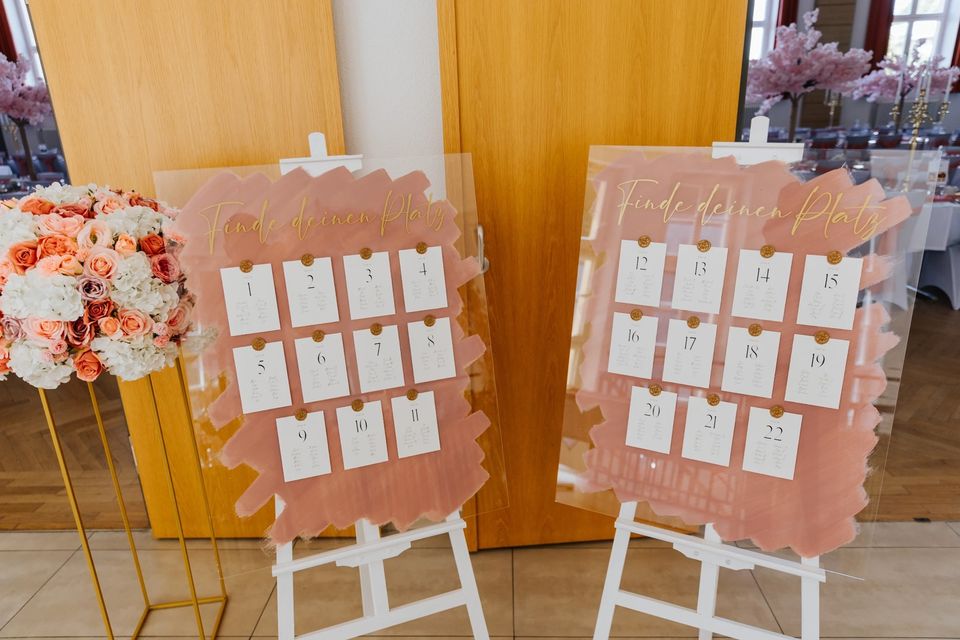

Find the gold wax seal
[[251, 337, 266, 351], [697, 239, 712, 252], [748, 323, 763, 337], [687, 315, 701, 329], [770, 405, 785, 419], [424, 315, 436, 327], [416, 242, 428, 254], [295, 408, 308, 421], [360, 247, 373, 260], [370, 323, 383, 336], [649, 384, 662, 396], [630, 308, 643, 321], [239, 259, 254, 273], [827, 250, 843, 265], [406, 388, 419, 401], [760, 244, 775, 258], [312, 329, 325, 342], [707, 393, 720, 406], [815, 330, 830, 345], [300, 253, 314, 267], [351, 399, 364, 412], [638, 235, 652, 248]]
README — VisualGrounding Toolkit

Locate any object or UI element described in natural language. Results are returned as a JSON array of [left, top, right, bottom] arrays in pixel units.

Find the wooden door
[[439, 0, 749, 547], [30, 0, 345, 537]]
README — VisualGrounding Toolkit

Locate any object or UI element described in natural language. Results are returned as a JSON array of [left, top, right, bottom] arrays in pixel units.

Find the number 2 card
[[282, 257, 339, 327]]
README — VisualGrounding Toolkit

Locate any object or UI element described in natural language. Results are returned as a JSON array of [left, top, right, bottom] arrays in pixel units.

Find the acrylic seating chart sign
[[157, 155, 504, 544], [556, 145, 939, 562]]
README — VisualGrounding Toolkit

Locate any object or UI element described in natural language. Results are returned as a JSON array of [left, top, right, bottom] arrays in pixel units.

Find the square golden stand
[[37, 356, 228, 639]]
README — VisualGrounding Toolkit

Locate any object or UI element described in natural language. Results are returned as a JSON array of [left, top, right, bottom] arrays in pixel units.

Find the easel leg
[[594, 501, 637, 640], [446, 512, 489, 639], [356, 519, 389, 617], [801, 556, 820, 640], [695, 525, 722, 640], [275, 500, 295, 640]]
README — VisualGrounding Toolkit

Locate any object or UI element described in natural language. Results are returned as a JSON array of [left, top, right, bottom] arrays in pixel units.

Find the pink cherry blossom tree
[[0, 55, 52, 180], [747, 10, 871, 140]]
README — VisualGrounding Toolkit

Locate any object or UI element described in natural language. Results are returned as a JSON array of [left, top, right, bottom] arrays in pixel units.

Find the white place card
[[742, 407, 803, 480], [614, 239, 667, 307], [730, 249, 793, 322], [399, 246, 448, 312], [784, 334, 850, 409], [662, 318, 717, 389], [232, 341, 292, 414], [681, 395, 738, 467], [606, 312, 658, 380], [671, 243, 728, 314], [220, 264, 281, 336], [276, 412, 332, 482], [354, 324, 405, 393], [282, 257, 339, 327], [408, 317, 457, 383], [391, 391, 441, 458], [343, 251, 396, 319], [335, 400, 389, 470], [720, 326, 781, 399], [294, 334, 350, 403], [796, 254, 863, 330], [625, 385, 678, 453]]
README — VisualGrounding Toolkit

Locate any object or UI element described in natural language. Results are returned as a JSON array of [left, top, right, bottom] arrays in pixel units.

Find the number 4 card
[[276, 411, 332, 482], [399, 245, 448, 312]]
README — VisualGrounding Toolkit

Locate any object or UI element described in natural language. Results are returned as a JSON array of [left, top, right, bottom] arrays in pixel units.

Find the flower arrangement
[[0, 55, 52, 181], [0, 183, 193, 388], [746, 10, 871, 140]]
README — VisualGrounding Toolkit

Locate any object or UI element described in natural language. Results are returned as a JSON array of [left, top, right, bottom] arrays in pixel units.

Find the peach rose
[[37, 234, 78, 259], [150, 253, 180, 283], [0, 257, 12, 287], [92, 195, 124, 216], [57, 255, 82, 275], [73, 349, 104, 382], [139, 233, 166, 256], [55, 203, 92, 219], [84, 247, 120, 280], [23, 318, 66, 343], [166, 301, 192, 333], [48, 339, 68, 356], [38, 213, 85, 238], [0, 340, 10, 375], [98, 316, 121, 337], [114, 234, 137, 256], [84, 299, 115, 322], [118, 308, 152, 337], [153, 334, 170, 347], [35, 255, 63, 276], [8, 240, 38, 274], [77, 220, 112, 250], [19, 197, 56, 215]]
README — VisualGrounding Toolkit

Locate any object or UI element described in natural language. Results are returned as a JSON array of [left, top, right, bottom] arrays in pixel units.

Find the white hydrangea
[[0, 210, 37, 256], [97, 205, 164, 239], [92, 335, 175, 381], [0, 271, 83, 321], [110, 253, 179, 318], [8, 341, 73, 389], [29, 182, 91, 205]]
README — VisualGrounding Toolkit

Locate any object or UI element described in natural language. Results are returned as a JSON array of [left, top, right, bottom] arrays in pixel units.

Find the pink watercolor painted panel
[[557, 147, 939, 559]]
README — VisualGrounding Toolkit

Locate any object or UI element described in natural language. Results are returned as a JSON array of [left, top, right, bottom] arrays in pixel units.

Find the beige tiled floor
[[0, 522, 958, 639]]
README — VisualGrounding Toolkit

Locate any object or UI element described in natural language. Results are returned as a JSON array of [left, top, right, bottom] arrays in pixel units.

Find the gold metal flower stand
[[37, 356, 228, 639]]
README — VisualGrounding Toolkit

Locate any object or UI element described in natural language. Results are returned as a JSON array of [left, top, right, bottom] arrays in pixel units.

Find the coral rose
[[84, 298, 114, 322], [114, 234, 137, 256], [150, 253, 180, 283], [84, 247, 120, 280], [0, 340, 9, 375], [139, 233, 165, 256], [73, 349, 104, 382], [19, 197, 56, 215], [23, 318, 66, 342], [118, 308, 152, 337], [66, 318, 95, 348], [77, 220, 112, 250], [37, 234, 78, 258], [55, 203, 93, 219], [38, 213, 85, 237], [8, 240, 38, 274], [166, 301, 192, 334], [129, 194, 160, 211], [98, 316, 121, 337]]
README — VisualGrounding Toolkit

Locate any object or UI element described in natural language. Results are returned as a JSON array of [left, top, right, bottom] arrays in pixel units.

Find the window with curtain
[[749, 0, 782, 59], [1, 0, 42, 81], [887, 0, 960, 61]]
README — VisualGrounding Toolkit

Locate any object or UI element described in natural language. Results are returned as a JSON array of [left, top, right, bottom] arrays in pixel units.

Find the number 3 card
[[671, 243, 728, 314], [336, 400, 389, 470], [614, 239, 667, 307], [232, 340, 292, 414], [276, 411, 332, 482], [625, 385, 678, 453], [391, 390, 441, 458], [220, 263, 281, 336], [343, 251, 396, 319]]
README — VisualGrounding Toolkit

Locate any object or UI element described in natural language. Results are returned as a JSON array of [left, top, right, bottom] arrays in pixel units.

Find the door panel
[[441, 0, 749, 547]]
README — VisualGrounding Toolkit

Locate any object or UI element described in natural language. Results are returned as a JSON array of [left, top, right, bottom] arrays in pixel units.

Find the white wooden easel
[[271, 134, 489, 640], [593, 117, 825, 640]]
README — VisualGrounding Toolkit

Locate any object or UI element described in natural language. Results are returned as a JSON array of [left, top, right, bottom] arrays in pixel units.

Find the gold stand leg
[[39, 366, 229, 640]]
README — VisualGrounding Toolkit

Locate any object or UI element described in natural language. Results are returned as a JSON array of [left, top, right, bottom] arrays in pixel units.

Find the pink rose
[[55, 203, 92, 219], [77, 220, 112, 250], [24, 318, 66, 343], [19, 197, 56, 215], [48, 339, 68, 356], [153, 335, 170, 347], [8, 240, 38, 274], [166, 301, 192, 334], [73, 349, 104, 382], [118, 308, 152, 337], [150, 253, 180, 283], [92, 195, 124, 216], [98, 316, 121, 337], [35, 255, 63, 276], [38, 213, 85, 237], [84, 247, 120, 280], [152, 321, 169, 337], [37, 234, 78, 259], [114, 234, 136, 256]]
